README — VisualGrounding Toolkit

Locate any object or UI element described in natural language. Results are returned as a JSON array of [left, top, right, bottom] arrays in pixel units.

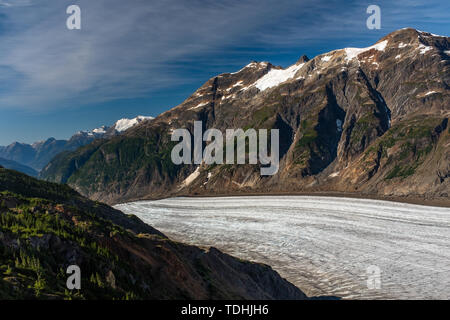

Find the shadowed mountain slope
[[41, 28, 449, 205]]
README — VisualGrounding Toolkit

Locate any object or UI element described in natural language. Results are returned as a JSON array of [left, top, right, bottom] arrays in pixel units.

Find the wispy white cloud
[[0, 0, 448, 112], [0, 0, 33, 7], [0, 0, 307, 110]]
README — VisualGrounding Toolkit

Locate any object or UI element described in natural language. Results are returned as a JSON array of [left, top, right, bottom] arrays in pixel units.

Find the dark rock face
[[0, 167, 306, 299], [41, 28, 450, 204]]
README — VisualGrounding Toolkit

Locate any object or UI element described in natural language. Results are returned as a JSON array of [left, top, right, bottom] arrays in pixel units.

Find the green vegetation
[[293, 119, 318, 166], [42, 128, 180, 197], [385, 165, 416, 180], [0, 168, 78, 202], [363, 116, 447, 180], [0, 167, 157, 299], [296, 119, 318, 149], [2, 167, 289, 300], [349, 113, 378, 145], [245, 105, 278, 129]]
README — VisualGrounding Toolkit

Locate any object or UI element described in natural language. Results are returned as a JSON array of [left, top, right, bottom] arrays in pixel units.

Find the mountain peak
[[381, 27, 448, 43], [296, 55, 309, 64], [39, 28, 450, 207]]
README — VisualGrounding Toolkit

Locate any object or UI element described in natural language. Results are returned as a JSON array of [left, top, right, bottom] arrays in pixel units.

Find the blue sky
[[0, 0, 449, 145]]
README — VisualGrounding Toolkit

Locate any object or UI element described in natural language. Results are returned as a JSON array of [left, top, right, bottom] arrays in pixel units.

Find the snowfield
[[253, 63, 305, 91], [115, 196, 450, 299], [114, 116, 154, 132]]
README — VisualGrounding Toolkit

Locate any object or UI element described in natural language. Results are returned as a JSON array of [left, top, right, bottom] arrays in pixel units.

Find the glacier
[[115, 196, 450, 299]]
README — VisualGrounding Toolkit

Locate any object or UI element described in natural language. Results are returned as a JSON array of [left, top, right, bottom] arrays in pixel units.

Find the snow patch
[[115, 116, 154, 132], [230, 62, 266, 75], [321, 55, 331, 62], [253, 63, 305, 91], [344, 40, 388, 62], [203, 172, 213, 185], [395, 54, 402, 59], [92, 126, 107, 134], [181, 167, 200, 187], [418, 30, 447, 38], [226, 80, 244, 92], [329, 171, 340, 178], [221, 94, 236, 101], [189, 102, 209, 110], [418, 44, 432, 54], [398, 42, 408, 48], [424, 91, 437, 96]]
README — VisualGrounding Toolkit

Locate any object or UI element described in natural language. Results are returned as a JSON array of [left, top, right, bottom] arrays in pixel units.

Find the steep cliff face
[[41, 28, 450, 204], [0, 167, 306, 299]]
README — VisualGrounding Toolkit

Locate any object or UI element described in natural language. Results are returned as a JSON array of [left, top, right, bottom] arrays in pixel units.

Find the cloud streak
[[0, 0, 448, 112]]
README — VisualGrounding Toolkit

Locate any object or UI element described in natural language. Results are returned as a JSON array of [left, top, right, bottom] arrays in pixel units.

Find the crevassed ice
[[116, 196, 450, 299], [254, 63, 305, 91]]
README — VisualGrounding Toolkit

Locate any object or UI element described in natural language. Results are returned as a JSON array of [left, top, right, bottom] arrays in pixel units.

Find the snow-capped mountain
[[113, 116, 154, 133], [0, 116, 153, 172], [41, 28, 449, 205]]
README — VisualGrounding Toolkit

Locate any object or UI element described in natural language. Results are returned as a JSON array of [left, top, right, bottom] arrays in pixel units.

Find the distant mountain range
[[0, 157, 38, 177], [0, 116, 153, 172], [40, 28, 449, 205]]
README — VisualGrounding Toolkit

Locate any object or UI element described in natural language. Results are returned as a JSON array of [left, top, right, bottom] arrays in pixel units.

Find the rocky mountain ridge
[[40, 28, 450, 205]]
